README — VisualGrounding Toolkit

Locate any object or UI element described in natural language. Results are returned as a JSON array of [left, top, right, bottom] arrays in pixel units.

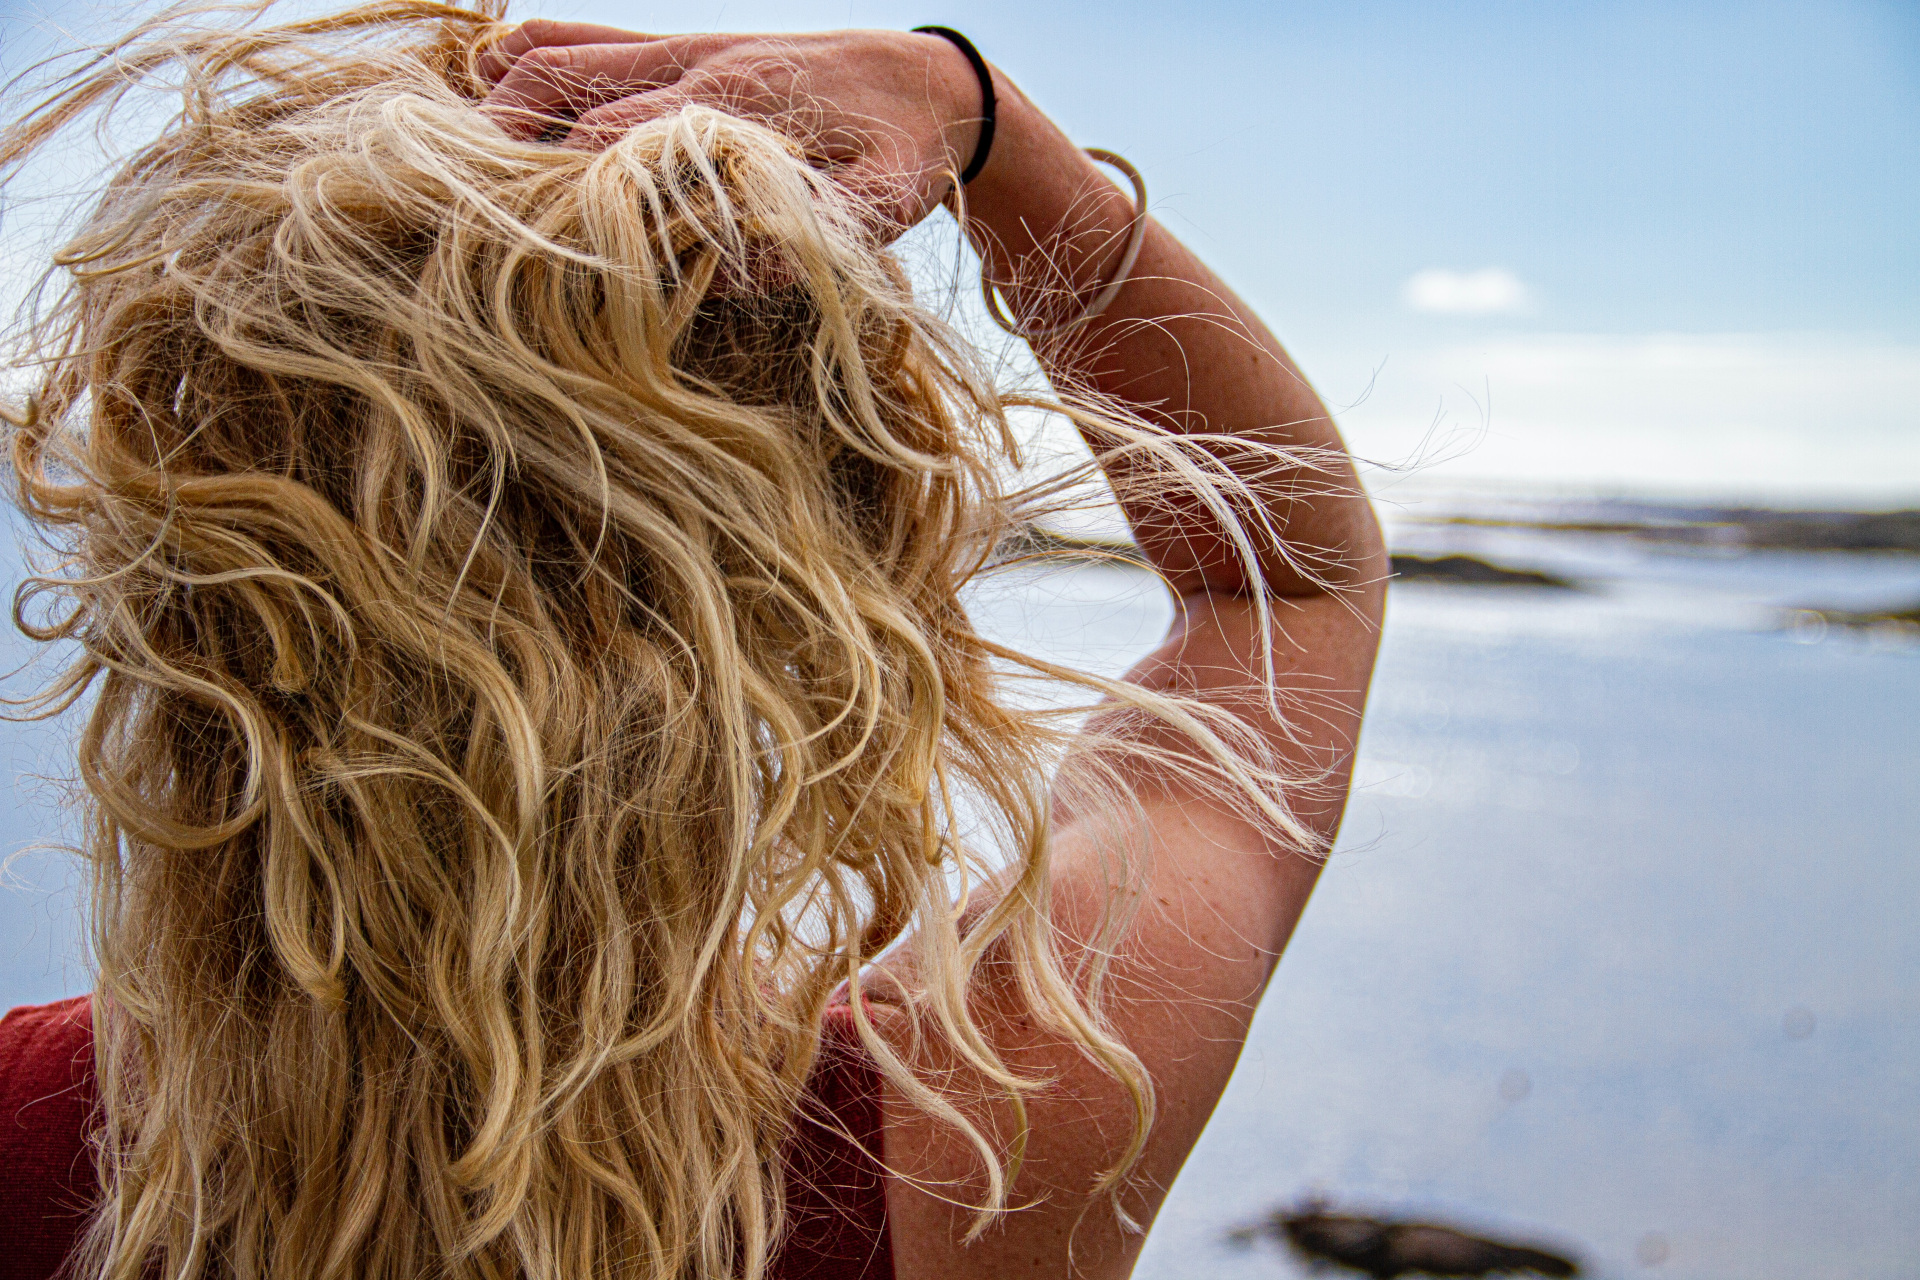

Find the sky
[[2, 0, 1916, 501]]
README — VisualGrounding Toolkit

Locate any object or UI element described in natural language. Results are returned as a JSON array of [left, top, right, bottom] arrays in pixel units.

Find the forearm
[[957, 72, 1385, 600]]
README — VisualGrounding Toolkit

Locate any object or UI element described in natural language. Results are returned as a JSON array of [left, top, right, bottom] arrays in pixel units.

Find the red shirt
[[0, 998, 892, 1280]]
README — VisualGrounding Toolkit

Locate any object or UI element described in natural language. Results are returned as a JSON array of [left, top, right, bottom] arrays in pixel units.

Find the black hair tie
[[912, 26, 997, 185]]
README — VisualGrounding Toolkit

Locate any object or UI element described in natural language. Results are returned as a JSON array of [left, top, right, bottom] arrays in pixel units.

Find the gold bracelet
[[982, 148, 1149, 341]]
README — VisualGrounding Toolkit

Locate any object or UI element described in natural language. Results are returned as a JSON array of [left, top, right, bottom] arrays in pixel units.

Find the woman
[[0, 5, 1385, 1278]]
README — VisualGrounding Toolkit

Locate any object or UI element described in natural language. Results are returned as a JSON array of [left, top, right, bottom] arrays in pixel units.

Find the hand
[[479, 22, 989, 237]]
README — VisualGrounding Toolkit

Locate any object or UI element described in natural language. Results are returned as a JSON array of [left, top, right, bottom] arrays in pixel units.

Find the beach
[[968, 523, 1920, 1280], [5, 515, 1918, 1278]]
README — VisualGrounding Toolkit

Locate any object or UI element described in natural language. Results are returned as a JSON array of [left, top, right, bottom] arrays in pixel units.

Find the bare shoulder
[[873, 592, 1378, 1278]]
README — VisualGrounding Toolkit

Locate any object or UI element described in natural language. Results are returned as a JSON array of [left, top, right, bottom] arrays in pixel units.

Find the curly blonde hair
[[0, 3, 1307, 1277]]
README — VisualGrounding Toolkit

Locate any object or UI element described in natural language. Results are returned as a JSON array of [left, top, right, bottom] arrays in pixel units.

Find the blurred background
[[2, 2, 1916, 1277]]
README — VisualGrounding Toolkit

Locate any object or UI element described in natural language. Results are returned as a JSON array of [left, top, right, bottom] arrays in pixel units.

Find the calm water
[[973, 535, 1920, 1280], [5, 530, 1917, 1279]]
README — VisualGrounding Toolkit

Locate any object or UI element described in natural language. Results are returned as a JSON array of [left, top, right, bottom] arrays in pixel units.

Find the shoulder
[[0, 991, 98, 1143], [0, 995, 100, 1279], [0, 995, 95, 1128], [1, 996, 94, 1088]]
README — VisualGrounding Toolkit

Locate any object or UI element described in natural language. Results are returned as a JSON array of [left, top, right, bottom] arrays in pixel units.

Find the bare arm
[[879, 48, 1388, 1280], [482, 31, 1386, 1277], [963, 75, 1381, 603]]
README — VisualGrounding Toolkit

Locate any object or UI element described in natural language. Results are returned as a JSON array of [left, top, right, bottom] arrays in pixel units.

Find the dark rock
[[1417, 503, 1920, 555], [1712, 507, 1920, 553], [1792, 601, 1920, 629], [1390, 554, 1577, 589], [1240, 1198, 1580, 1279]]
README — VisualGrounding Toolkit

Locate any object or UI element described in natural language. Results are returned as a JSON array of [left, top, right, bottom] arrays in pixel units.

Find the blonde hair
[[0, 4, 1311, 1277]]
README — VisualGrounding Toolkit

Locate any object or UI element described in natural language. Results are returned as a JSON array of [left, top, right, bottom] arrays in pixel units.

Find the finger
[[476, 18, 659, 84], [562, 75, 837, 165], [560, 87, 700, 152], [483, 42, 688, 139]]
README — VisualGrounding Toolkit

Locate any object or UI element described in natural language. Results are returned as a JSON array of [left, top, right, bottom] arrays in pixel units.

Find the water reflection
[[3, 510, 1917, 1278], [960, 521, 1920, 1280]]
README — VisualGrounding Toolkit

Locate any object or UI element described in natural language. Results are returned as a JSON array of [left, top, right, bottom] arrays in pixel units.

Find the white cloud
[[991, 331, 1920, 511], [1403, 267, 1532, 316], [1320, 332, 1920, 502]]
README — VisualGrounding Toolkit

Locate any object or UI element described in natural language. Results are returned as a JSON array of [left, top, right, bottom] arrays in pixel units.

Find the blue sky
[[4, 0, 1916, 498], [860, 0, 1919, 341], [612, 0, 1920, 500]]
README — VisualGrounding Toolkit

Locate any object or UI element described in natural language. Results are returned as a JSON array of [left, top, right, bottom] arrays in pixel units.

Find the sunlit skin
[[483, 26, 1388, 1280]]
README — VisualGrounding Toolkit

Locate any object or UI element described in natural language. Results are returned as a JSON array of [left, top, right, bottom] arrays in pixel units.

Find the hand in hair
[[480, 23, 986, 237], [484, 25, 1391, 1280]]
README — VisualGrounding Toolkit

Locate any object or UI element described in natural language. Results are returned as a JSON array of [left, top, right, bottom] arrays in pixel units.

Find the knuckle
[[575, 97, 651, 135], [573, 101, 618, 128], [678, 33, 731, 60], [517, 45, 589, 88], [523, 44, 579, 69]]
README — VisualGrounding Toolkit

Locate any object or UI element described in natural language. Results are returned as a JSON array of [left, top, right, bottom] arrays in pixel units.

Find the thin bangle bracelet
[[983, 148, 1150, 341], [911, 26, 996, 184]]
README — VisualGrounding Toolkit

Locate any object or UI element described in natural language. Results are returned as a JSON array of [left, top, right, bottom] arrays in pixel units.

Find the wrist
[[961, 83, 1133, 271], [961, 77, 1077, 219], [908, 30, 993, 190]]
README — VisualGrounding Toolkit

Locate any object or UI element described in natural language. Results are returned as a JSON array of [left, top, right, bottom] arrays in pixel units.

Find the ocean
[[4, 523, 1917, 1280], [972, 528, 1920, 1280]]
